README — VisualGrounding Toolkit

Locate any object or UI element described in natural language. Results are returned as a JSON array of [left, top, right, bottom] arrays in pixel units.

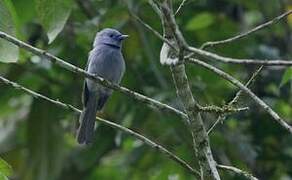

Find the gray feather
[[77, 89, 97, 144], [76, 28, 127, 145]]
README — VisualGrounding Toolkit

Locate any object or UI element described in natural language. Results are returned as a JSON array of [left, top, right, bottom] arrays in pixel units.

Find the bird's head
[[93, 28, 128, 48]]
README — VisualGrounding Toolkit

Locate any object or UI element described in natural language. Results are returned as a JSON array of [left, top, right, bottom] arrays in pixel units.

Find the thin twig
[[129, 12, 177, 51], [131, 10, 292, 66], [229, 66, 263, 106], [217, 164, 259, 180], [200, 10, 292, 49], [148, 0, 163, 18], [0, 75, 200, 177], [207, 116, 224, 135], [175, 0, 188, 16], [187, 58, 292, 133], [207, 66, 263, 134], [159, 1, 188, 48], [187, 46, 292, 66], [0, 31, 186, 120]]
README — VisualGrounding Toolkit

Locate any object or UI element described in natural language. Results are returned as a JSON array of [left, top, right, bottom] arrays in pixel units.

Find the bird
[[77, 28, 128, 145]]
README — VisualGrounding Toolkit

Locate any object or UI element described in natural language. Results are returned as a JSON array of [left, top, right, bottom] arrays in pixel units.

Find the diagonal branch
[[200, 10, 292, 49], [228, 66, 263, 106], [0, 75, 200, 177], [217, 164, 259, 180], [187, 58, 292, 133], [175, 0, 188, 16], [208, 66, 263, 134], [129, 11, 177, 51], [0, 31, 187, 120], [0, 31, 244, 120]]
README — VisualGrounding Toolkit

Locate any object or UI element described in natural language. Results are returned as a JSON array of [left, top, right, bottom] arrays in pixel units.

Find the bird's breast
[[86, 46, 125, 92]]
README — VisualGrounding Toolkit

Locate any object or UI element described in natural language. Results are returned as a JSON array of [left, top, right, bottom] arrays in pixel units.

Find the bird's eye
[[109, 34, 114, 38]]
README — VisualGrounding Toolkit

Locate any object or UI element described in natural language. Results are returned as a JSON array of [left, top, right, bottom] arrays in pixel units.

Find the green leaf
[[0, 0, 19, 63], [185, 12, 215, 31], [13, 0, 36, 27], [280, 67, 292, 87], [35, 0, 72, 43], [0, 158, 12, 177]]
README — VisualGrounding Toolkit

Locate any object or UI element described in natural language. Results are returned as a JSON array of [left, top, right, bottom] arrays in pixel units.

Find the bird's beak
[[118, 34, 129, 40]]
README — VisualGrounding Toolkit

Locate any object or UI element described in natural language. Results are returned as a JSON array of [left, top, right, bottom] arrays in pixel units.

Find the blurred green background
[[0, 0, 291, 179]]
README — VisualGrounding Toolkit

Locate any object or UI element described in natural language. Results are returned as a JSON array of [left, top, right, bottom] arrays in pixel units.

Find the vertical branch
[[153, 0, 221, 179], [170, 63, 220, 179]]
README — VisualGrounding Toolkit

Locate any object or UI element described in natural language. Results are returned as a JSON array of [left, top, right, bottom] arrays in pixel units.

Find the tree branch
[[129, 12, 177, 51], [130, 5, 291, 132], [208, 66, 263, 134], [199, 104, 248, 114], [228, 66, 263, 106], [156, 1, 220, 179], [129, 5, 291, 179], [170, 61, 220, 179], [131, 9, 292, 66], [187, 58, 292, 133], [187, 46, 292, 66], [0, 31, 187, 120], [175, 0, 188, 16], [200, 10, 292, 49], [217, 164, 259, 180], [0, 75, 200, 177], [0, 31, 243, 121]]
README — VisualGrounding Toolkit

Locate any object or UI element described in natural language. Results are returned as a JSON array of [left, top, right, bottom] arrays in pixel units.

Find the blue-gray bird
[[77, 28, 127, 144]]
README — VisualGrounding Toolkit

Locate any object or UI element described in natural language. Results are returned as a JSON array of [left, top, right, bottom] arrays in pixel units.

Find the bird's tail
[[77, 91, 97, 144], [96, 93, 109, 111]]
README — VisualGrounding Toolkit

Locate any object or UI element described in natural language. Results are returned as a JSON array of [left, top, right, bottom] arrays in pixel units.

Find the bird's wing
[[82, 53, 91, 107], [88, 47, 124, 84], [82, 81, 89, 107]]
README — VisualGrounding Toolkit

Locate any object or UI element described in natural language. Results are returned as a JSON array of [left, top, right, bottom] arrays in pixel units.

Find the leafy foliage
[[0, 0, 19, 62], [35, 0, 73, 43], [0, 157, 12, 179]]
